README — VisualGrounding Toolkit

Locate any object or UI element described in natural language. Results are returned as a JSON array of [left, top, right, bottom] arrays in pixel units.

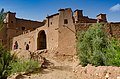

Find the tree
[[0, 8, 6, 31], [77, 23, 114, 66], [0, 8, 13, 79], [0, 45, 14, 79], [106, 38, 120, 66]]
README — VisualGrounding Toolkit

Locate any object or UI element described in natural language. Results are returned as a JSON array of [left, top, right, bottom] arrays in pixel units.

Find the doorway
[[37, 30, 46, 50]]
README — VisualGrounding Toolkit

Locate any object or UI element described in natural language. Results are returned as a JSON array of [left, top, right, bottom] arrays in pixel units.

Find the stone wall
[[74, 64, 120, 79]]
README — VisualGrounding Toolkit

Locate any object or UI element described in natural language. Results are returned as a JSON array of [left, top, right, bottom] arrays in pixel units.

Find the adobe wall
[[12, 31, 36, 51], [12, 14, 59, 52], [12, 9, 77, 56], [0, 24, 7, 45], [79, 17, 97, 23], [75, 23, 92, 33], [16, 18, 44, 34], [3, 12, 44, 49], [58, 8, 76, 55], [47, 14, 59, 50], [74, 64, 120, 79], [12, 25, 47, 52], [75, 23, 120, 40], [109, 23, 120, 39], [11, 8, 120, 56], [73, 10, 97, 23]]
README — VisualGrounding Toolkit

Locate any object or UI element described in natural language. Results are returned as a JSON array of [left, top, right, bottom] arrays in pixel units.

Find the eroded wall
[[12, 14, 59, 52], [0, 24, 7, 45], [75, 23, 120, 40], [12, 25, 47, 52], [2, 12, 44, 49], [109, 23, 120, 39]]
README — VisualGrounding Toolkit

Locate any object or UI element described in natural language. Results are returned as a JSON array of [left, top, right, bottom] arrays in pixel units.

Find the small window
[[11, 21, 13, 23], [26, 44, 29, 50], [14, 41, 18, 49], [16, 31, 18, 33], [21, 27, 25, 31], [24, 42, 26, 45], [64, 19, 68, 24], [33, 28, 36, 30], [16, 26, 20, 30]]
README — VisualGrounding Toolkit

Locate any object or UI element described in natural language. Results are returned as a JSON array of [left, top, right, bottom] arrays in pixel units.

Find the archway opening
[[37, 30, 46, 50]]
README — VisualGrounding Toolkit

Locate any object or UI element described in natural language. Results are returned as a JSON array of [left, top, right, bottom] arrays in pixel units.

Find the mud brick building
[[0, 8, 120, 55]]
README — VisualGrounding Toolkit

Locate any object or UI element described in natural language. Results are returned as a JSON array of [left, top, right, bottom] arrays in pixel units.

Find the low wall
[[74, 64, 120, 79]]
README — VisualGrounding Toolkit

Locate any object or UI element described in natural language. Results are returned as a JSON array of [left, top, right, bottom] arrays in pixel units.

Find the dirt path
[[9, 50, 120, 79], [22, 57, 77, 79], [8, 50, 79, 79]]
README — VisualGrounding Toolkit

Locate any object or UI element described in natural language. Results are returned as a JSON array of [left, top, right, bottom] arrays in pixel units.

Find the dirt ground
[[8, 49, 120, 79]]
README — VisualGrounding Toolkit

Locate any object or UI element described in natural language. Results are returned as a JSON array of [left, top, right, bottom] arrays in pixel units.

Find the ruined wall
[[16, 18, 44, 36], [2, 12, 44, 49], [74, 64, 120, 79], [75, 23, 120, 40], [109, 23, 120, 39], [79, 17, 97, 23], [12, 14, 60, 52], [12, 25, 47, 52], [75, 23, 92, 33], [73, 10, 97, 23], [12, 31, 36, 51], [0, 24, 7, 45]]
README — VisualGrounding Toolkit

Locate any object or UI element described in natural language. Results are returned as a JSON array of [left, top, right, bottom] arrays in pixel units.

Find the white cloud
[[110, 4, 120, 12]]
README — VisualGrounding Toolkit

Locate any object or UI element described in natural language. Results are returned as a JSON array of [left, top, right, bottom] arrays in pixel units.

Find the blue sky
[[0, 0, 120, 22]]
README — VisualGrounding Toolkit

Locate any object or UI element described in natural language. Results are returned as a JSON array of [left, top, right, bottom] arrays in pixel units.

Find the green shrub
[[77, 23, 114, 66], [0, 8, 40, 78], [106, 38, 120, 66], [10, 59, 40, 74], [0, 45, 14, 79], [0, 44, 40, 79], [0, 8, 14, 79], [0, 8, 6, 31]]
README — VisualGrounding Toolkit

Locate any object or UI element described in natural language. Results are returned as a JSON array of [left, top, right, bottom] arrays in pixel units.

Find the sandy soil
[[8, 50, 120, 79]]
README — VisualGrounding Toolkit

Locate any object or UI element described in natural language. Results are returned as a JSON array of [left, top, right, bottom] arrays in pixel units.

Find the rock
[[117, 76, 120, 79], [7, 73, 26, 79], [105, 73, 109, 79]]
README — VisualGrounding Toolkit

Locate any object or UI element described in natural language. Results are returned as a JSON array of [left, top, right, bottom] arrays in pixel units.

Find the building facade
[[0, 8, 120, 55]]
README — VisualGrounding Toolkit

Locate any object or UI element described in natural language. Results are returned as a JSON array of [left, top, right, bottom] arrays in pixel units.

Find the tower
[[96, 14, 107, 23], [73, 9, 83, 23], [58, 8, 76, 55], [6, 11, 16, 49]]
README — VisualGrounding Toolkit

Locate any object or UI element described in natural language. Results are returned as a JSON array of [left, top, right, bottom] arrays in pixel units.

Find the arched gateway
[[37, 30, 46, 50]]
